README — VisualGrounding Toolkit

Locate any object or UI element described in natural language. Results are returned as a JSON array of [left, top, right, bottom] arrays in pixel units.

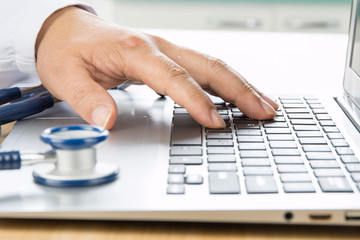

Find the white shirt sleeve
[[0, 0, 95, 88]]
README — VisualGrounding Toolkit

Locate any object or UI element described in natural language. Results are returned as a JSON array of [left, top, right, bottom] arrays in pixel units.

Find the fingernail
[[92, 105, 112, 127], [211, 109, 226, 128], [261, 98, 276, 116], [262, 94, 279, 110]]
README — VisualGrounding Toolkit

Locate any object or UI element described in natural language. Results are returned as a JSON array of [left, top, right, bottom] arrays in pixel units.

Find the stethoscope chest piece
[[33, 125, 119, 187]]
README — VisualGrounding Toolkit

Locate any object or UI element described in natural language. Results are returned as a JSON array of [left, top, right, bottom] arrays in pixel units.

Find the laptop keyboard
[[167, 96, 360, 194]]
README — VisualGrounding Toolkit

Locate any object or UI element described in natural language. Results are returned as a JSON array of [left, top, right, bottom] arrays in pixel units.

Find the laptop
[[1, 0, 360, 226]]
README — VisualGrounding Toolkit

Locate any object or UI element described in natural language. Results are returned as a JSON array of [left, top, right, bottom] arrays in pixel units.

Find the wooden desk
[[0, 219, 360, 239]]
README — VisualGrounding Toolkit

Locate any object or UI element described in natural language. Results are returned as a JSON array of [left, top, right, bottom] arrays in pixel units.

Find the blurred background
[[82, 0, 351, 33]]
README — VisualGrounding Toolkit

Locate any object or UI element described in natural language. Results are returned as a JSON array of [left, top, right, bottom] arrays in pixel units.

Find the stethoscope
[[0, 85, 124, 187], [0, 83, 163, 187], [0, 124, 119, 187]]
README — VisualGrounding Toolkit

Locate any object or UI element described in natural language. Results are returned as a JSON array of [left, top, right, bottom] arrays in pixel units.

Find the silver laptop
[[1, 0, 360, 226]]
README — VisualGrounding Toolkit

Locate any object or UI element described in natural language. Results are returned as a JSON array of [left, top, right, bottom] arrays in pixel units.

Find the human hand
[[36, 7, 278, 130]]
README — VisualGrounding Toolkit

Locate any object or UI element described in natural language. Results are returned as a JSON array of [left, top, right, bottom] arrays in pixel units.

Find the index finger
[[152, 36, 278, 120]]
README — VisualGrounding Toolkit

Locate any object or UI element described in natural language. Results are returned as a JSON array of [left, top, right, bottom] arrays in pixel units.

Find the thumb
[[46, 72, 118, 129]]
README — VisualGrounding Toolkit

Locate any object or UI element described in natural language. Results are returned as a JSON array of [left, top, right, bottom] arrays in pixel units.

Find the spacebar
[[171, 114, 202, 146]]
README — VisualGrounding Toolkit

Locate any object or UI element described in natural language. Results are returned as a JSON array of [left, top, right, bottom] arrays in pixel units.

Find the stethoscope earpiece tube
[[0, 95, 54, 125], [0, 87, 21, 105]]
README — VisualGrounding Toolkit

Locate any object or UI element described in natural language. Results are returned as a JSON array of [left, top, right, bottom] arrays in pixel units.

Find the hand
[[36, 7, 278, 130]]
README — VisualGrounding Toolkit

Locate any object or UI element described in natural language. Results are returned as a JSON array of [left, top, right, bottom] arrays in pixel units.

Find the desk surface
[[0, 30, 357, 239]]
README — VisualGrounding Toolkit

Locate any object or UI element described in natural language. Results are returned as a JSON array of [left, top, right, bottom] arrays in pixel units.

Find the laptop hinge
[[335, 95, 360, 133]]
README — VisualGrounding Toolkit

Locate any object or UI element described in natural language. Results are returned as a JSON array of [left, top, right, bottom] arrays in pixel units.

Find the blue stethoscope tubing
[[0, 125, 119, 187]]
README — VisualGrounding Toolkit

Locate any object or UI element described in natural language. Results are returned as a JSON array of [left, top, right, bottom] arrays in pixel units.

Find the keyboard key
[[206, 132, 233, 139], [319, 121, 336, 127], [318, 177, 352, 192], [174, 108, 188, 114], [323, 127, 340, 133], [170, 156, 203, 165], [314, 169, 344, 177], [283, 182, 315, 193], [267, 135, 294, 141], [235, 123, 260, 129], [243, 167, 273, 175], [237, 136, 264, 143], [327, 133, 344, 139], [331, 139, 349, 147], [269, 141, 297, 149], [171, 115, 202, 146], [282, 104, 306, 108], [277, 164, 307, 173], [167, 184, 185, 194], [280, 100, 304, 104], [241, 158, 270, 166], [293, 125, 319, 131], [312, 109, 328, 114], [263, 122, 288, 128], [309, 104, 324, 109], [238, 143, 266, 150], [309, 160, 339, 169], [306, 99, 320, 104], [290, 119, 316, 125], [245, 176, 278, 193], [341, 156, 359, 163], [287, 114, 313, 119], [351, 173, 360, 182], [208, 163, 238, 172], [232, 112, 246, 118], [207, 147, 235, 155], [265, 128, 291, 134], [272, 149, 300, 156], [168, 174, 185, 184], [307, 100, 322, 105], [170, 146, 202, 156], [345, 163, 360, 173], [316, 114, 331, 120], [306, 152, 335, 160], [209, 172, 240, 194], [280, 173, 311, 182], [207, 140, 234, 147], [336, 147, 354, 155], [296, 131, 323, 138], [168, 165, 186, 174], [206, 128, 232, 133], [299, 138, 327, 145], [285, 109, 310, 114], [185, 174, 203, 184], [208, 155, 236, 163], [274, 156, 303, 164], [279, 96, 302, 100], [236, 129, 262, 136], [302, 145, 331, 152], [240, 151, 268, 158], [217, 110, 228, 115]]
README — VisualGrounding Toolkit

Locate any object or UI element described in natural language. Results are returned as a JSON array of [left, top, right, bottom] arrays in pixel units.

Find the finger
[[117, 35, 225, 128], [39, 64, 118, 130], [153, 36, 278, 119]]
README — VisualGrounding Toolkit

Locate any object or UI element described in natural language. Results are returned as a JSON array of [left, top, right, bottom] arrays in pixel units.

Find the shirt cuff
[[14, 0, 96, 74]]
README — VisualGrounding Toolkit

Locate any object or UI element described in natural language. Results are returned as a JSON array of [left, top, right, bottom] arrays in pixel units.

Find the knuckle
[[206, 57, 228, 73], [166, 66, 188, 80], [163, 65, 190, 95], [120, 33, 149, 50], [69, 84, 94, 108]]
